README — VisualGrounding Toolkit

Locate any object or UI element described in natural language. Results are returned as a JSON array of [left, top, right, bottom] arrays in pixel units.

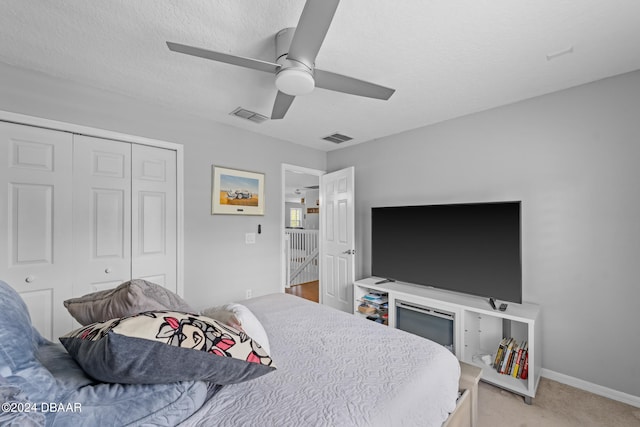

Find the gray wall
[[304, 189, 320, 229], [3, 59, 639, 398], [0, 62, 326, 308], [327, 70, 640, 398]]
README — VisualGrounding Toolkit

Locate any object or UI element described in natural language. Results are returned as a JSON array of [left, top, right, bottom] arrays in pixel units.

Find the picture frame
[[211, 166, 265, 215]]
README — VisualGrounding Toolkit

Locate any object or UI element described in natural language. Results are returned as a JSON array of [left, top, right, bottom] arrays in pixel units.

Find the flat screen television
[[371, 201, 522, 303]]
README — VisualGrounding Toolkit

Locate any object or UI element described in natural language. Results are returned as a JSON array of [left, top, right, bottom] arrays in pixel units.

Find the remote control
[[499, 303, 508, 311], [489, 297, 497, 310]]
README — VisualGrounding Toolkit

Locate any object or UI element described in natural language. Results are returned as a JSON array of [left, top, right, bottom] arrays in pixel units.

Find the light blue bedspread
[[0, 280, 209, 426]]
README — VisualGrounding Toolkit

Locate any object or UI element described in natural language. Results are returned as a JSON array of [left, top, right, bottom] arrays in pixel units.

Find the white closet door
[[0, 122, 74, 340], [131, 144, 177, 292], [73, 135, 131, 297]]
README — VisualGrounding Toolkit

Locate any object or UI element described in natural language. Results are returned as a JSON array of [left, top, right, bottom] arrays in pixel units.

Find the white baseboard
[[541, 368, 640, 408]]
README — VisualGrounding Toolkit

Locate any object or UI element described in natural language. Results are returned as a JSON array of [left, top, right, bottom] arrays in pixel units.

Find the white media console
[[354, 277, 541, 403]]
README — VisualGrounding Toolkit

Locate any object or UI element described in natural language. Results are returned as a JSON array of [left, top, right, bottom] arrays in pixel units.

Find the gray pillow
[[64, 279, 195, 325], [59, 311, 276, 384]]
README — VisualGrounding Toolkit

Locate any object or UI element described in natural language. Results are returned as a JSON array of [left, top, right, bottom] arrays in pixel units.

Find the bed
[[0, 280, 468, 427]]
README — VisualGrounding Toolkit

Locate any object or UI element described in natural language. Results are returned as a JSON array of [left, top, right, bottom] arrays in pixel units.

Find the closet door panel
[[132, 145, 177, 292], [73, 135, 131, 298], [0, 122, 74, 340]]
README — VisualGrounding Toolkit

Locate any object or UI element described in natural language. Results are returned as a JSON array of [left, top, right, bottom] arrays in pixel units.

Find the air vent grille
[[322, 133, 353, 144], [230, 107, 268, 124]]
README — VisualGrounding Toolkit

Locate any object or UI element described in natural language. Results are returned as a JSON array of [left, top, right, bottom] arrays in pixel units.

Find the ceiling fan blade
[[166, 41, 280, 74], [314, 69, 395, 100], [271, 91, 296, 119], [287, 0, 340, 66]]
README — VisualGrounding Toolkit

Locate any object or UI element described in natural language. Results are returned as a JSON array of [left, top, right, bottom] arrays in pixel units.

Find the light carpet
[[477, 377, 640, 427]]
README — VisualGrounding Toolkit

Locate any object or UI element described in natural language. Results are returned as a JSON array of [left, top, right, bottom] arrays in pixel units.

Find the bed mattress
[[181, 293, 460, 427]]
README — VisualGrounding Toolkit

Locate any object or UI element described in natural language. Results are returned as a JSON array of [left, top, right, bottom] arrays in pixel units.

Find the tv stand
[[354, 277, 541, 403]]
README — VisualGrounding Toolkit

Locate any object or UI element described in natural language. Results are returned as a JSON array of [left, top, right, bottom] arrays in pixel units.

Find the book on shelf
[[500, 338, 515, 374], [511, 345, 523, 377], [493, 337, 529, 378], [520, 351, 529, 379], [493, 337, 509, 369], [498, 339, 510, 373], [512, 341, 527, 378], [506, 341, 519, 375]]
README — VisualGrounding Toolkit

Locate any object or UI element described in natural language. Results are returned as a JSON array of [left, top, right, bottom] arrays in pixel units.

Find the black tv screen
[[371, 201, 522, 303]]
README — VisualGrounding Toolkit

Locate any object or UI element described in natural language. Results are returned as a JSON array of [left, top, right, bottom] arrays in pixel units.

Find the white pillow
[[201, 303, 270, 354]]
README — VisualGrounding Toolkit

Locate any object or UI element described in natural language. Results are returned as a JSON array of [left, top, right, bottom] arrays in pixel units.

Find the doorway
[[281, 164, 323, 303]]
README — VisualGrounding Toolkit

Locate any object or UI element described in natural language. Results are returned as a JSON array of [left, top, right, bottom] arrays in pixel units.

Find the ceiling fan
[[166, 0, 395, 120]]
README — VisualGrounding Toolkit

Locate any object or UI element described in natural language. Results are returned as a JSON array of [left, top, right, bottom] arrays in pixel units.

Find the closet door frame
[[0, 110, 185, 298]]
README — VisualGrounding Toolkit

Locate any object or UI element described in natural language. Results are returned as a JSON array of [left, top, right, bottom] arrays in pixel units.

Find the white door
[[320, 167, 355, 312], [73, 135, 132, 297], [131, 144, 177, 292], [0, 122, 74, 340]]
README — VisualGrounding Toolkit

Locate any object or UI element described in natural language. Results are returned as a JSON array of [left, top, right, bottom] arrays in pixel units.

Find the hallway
[[285, 280, 318, 303]]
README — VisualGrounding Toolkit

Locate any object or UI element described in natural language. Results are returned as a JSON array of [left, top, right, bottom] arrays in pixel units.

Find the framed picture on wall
[[211, 166, 265, 215]]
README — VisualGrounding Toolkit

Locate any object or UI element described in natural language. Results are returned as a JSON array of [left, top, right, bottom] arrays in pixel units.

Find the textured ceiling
[[1, 1, 640, 151]]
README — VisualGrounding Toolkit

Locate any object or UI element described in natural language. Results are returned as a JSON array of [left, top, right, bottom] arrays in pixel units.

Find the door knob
[[105, 267, 112, 274], [342, 249, 356, 255], [25, 275, 34, 283]]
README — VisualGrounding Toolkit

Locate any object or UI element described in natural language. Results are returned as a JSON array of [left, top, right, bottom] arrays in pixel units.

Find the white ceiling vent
[[230, 107, 269, 124], [322, 133, 353, 144]]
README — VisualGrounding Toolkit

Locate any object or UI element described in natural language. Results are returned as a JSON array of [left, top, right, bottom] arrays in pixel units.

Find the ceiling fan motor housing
[[275, 27, 315, 96]]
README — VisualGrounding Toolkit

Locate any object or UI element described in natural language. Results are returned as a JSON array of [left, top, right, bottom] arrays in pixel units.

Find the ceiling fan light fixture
[[275, 68, 315, 96]]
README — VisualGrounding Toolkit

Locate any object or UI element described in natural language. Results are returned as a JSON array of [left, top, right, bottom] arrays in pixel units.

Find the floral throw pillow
[[60, 311, 275, 385]]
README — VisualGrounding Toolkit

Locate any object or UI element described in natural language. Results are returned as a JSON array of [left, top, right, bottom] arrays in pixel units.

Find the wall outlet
[[245, 233, 256, 244], [245, 289, 252, 299]]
